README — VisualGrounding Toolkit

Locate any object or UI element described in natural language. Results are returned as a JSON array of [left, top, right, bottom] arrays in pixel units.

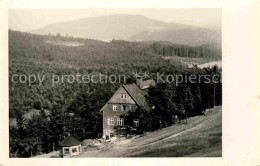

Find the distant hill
[[29, 14, 221, 46], [128, 27, 221, 47]]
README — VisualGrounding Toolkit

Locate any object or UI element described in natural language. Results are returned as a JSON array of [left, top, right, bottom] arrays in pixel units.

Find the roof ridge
[[59, 136, 81, 146], [122, 84, 145, 110]]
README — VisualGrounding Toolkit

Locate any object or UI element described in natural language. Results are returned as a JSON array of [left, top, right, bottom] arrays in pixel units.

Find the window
[[107, 118, 114, 125], [121, 105, 126, 111], [117, 118, 124, 126], [78, 146, 81, 152], [110, 133, 114, 137], [121, 93, 127, 99], [64, 148, 70, 155], [133, 119, 139, 127], [113, 105, 118, 111], [72, 148, 77, 153], [129, 105, 135, 112]]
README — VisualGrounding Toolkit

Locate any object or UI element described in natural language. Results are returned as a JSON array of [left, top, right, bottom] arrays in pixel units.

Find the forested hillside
[[9, 30, 221, 157]]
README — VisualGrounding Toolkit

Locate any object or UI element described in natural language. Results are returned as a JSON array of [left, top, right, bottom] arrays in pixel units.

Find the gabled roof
[[99, 86, 125, 112], [100, 79, 155, 113], [59, 136, 81, 147], [123, 83, 150, 111]]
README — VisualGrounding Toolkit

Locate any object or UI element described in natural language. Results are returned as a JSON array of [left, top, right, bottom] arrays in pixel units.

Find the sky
[[9, 9, 221, 32]]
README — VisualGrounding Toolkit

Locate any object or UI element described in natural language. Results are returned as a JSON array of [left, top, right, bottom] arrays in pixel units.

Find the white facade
[[61, 144, 81, 157]]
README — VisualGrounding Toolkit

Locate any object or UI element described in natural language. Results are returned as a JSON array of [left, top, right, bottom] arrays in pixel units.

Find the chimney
[[136, 76, 143, 89]]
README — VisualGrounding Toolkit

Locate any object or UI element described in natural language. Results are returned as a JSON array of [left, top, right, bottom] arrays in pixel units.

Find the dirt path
[[76, 107, 221, 157]]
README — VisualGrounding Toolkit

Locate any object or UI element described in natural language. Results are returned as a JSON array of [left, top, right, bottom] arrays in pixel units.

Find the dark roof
[[140, 79, 155, 89], [99, 79, 155, 113], [59, 136, 81, 147], [123, 83, 150, 110]]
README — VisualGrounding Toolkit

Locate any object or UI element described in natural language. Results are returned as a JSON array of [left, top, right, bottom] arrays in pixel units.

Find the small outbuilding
[[59, 136, 82, 157]]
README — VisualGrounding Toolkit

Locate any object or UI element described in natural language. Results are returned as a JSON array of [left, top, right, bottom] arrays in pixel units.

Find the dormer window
[[121, 94, 127, 99]]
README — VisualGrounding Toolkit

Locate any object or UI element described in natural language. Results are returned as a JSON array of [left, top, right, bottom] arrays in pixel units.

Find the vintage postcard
[[8, 8, 222, 158], [0, 0, 259, 166]]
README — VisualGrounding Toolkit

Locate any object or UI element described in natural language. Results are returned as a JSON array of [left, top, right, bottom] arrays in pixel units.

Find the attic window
[[113, 105, 118, 111], [121, 94, 127, 99], [121, 105, 126, 111]]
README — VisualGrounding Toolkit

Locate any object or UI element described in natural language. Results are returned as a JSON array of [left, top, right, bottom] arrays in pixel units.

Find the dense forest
[[149, 42, 221, 58], [9, 30, 221, 157]]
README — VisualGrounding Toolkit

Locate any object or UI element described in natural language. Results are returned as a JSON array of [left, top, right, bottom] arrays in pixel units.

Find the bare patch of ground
[[198, 61, 222, 68], [44, 40, 85, 47], [163, 56, 221, 69]]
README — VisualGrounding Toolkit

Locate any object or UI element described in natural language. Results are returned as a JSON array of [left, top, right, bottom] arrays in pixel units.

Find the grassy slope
[[77, 106, 222, 157]]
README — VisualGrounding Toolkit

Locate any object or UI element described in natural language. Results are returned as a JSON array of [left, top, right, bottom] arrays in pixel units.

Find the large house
[[100, 77, 155, 139]]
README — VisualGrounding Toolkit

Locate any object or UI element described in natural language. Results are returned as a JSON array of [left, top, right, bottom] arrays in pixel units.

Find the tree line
[[9, 30, 222, 157], [149, 42, 221, 59], [121, 66, 222, 132]]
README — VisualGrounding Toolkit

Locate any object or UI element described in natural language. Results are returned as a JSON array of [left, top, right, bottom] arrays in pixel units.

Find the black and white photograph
[[0, 0, 260, 165], [1, 0, 260, 165], [7, 8, 223, 158], [8, 8, 222, 158]]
